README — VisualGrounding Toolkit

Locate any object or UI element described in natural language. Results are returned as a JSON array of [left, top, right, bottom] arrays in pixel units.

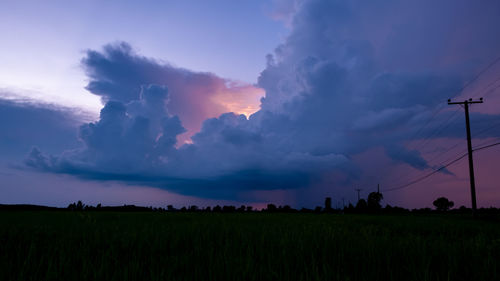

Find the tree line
[[58, 193, 500, 215]]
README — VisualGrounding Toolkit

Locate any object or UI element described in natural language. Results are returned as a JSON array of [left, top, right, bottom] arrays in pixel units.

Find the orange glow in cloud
[[212, 82, 265, 118], [176, 82, 265, 145]]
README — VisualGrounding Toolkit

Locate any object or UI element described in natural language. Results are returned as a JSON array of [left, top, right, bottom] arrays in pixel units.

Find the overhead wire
[[357, 55, 500, 195], [473, 141, 500, 152], [381, 140, 500, 193], [383, 56, 500, 172], [420, 78, 500, 167], [475, 75, 500, 99], [381, 152, 468, 192], [410, 108, 461, 152], [424, 140, 466, 166], [466, 55, 500, 99]]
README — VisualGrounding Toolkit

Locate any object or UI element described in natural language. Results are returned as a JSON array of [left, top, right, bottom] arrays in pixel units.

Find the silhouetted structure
[[355, 189, 362, 202], [448, 98, 483, 217], [324, 197, 332, 212]]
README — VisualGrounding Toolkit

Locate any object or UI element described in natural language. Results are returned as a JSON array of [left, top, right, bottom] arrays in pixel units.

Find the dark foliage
[[367, 192, 383, 210], [3, 196, 500, 216], [433, 197, 454, 211]]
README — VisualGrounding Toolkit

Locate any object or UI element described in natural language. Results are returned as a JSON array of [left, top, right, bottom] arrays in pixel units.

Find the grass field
[[1, 211, 499, 281]]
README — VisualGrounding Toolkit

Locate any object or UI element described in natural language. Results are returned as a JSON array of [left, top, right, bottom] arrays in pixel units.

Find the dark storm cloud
[[257, 0, 500, 167], [25, 87, 349, 197], [26, 0, 500, 200], [0, 96, 83, 160]]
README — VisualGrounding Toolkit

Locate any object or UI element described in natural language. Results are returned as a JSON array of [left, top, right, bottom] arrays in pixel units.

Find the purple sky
[[1, 0, 500, 209]]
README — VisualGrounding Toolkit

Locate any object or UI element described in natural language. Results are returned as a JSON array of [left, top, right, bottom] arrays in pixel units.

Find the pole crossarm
[[447, 98, 483, 105]]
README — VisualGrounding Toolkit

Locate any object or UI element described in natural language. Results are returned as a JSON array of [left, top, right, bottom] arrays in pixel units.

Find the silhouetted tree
[[433, 197, 454, 211], [314, 206, 322, 213], [458, 205, 468, 213], [189, 205, 198, 212], [213, 205, 222, 212], [367, 192, 383, 210], [246, 206, 253, 212], [222, 205, 236, 212], [167, 205, 175, 211], [266, 204, 277, 212], [276, 205, 295, 212], [345, 203, 355, 213], [237, 205, 246, 212], [356, 199, 367, 210], [76, 201, 84, 211]]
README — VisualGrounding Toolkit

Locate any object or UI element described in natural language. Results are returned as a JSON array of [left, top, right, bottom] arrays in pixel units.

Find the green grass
[[0, 212, 499, 281]]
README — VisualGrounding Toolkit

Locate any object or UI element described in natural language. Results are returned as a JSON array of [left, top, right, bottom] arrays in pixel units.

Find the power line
[[374, 55, 500, 194], [474, 120, 500, 138], [407, 104, 448, 141], [377, 107, 497, 195], [422, 116, 500, 167], [386, 108, 461, 177], [424, 139, 465, 165], [472, 137, 500, 151], [410, 55, 500, 151], [466, 55, 500, 98], [384, 55, 500, 169], [475, 75, 500, 99], [473, 141, 500, 152], [381, 152, 468, 192], [411, 108, 461, 152], [381, 139, 500, 193], [415, 55, 500, 143]]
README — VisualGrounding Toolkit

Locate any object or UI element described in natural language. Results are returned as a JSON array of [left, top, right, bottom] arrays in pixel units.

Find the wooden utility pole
[[448, 98, 483, 217]]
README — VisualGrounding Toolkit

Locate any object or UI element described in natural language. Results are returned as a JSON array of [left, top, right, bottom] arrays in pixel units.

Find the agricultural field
[[1, 211, 499, 281]]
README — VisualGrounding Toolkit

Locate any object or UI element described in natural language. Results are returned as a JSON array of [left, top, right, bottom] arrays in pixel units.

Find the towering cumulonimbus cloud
[[82, 42, 264, 142], [26, 0, 500, 203]]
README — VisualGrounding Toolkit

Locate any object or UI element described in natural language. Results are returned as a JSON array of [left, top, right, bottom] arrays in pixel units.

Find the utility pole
[[355, 189, 362, 202], [377, 183, 380, 194], [448, 98, 483, 217]]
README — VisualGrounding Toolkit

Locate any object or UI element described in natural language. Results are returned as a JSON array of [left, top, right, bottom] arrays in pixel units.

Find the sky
[[1, 0, 500, 209]]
